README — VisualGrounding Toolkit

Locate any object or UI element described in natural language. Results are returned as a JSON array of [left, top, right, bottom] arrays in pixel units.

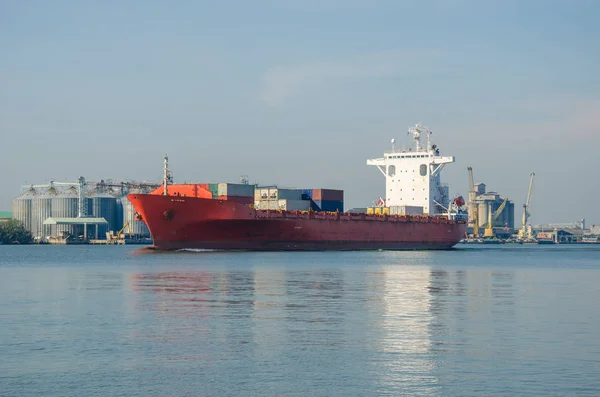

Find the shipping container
[[278, 199, 310, 211], [280, 189, 303, 200], [389, 205, 424, 216], [217, 195, 253, 205], [209, 183, 219, 198], [255, 187, 277, 200], [310, 200, 321, 211], [254, 200, 279, 210], [255, 187, 302, 201], [313, 200, 343, 212], [301, 189, 313, 200], [311, 188, 344, 202], [217, 183, 254, 198]]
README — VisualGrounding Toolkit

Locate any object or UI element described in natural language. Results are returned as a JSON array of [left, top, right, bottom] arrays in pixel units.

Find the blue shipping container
[[310, 200, 321, 211], [301, 189, 313, 200], [313, 200, 343, 212]]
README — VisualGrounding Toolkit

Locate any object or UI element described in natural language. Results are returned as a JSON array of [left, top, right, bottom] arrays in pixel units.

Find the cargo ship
[[128, 124, 467, 251]]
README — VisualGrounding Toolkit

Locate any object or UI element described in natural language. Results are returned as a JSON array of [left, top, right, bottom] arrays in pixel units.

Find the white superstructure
[[367, 124, 455, 215]]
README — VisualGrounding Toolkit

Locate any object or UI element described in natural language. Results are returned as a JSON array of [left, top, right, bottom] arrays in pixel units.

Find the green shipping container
[[209, 183, 219, 199]]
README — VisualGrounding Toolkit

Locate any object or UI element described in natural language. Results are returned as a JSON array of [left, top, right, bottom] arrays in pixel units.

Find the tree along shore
[[0, 219, 33, 244]]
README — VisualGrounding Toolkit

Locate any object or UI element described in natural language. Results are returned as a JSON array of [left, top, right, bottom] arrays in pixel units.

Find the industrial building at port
[[12, 178, 159, 242], [467, 182, 516, 236], [463, 166, 515, 238]]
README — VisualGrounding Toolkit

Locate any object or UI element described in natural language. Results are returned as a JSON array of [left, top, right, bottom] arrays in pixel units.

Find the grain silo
[[88, 191, 117, 237], [51, 186, 79, 237], [120, 188, 150, 237], [11, 187, 36, 233], [31, 187, 57, 239], [477, 201, 489, 228]]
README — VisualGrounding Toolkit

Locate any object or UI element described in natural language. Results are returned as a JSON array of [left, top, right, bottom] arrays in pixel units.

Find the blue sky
[[1, 0, 599, 225]]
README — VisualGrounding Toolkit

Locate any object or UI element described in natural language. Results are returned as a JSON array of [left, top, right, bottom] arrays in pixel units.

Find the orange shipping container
[[312, 188, 344, 202], [150, 184, 212, 199]]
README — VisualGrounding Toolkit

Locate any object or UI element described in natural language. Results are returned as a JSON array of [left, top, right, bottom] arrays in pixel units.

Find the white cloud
[[257, 50, 438, 107]]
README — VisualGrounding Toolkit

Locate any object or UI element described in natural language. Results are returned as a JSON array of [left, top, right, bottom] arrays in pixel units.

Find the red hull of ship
[[127, 194, 467, 251]]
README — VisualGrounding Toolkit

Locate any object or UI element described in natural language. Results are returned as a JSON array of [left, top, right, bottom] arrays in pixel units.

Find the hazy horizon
[[2, 0, 599, 226]]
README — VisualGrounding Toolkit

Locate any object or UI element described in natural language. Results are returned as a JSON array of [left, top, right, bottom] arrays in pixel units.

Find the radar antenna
[[408, 124, 432, 152]]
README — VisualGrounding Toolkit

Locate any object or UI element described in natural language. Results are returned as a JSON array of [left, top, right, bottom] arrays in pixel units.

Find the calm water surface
[[1, 245, 599, 396]]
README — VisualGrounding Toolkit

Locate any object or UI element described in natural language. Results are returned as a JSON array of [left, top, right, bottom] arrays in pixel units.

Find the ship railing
[[253, 209, 462, 223]]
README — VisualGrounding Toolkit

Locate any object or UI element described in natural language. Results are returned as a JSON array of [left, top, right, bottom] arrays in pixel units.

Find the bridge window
[[420, 164, 427, 176], [388, 165, 396, 176]]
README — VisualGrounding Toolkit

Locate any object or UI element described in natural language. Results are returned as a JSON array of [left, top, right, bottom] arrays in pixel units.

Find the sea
[[1, 244, 599, 397]]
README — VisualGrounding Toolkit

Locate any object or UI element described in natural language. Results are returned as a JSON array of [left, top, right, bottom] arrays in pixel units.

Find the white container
[[254, 200, 279, 210], [256, 188, 278, 200], [255, 187, 302, 201]]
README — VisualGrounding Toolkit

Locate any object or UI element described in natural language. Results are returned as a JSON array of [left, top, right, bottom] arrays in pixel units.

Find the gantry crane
[[518, 172, 535, 240]]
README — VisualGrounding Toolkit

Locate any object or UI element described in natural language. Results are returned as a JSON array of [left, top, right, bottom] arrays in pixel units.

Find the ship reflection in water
[[126, 258, 518, 395], [4, 246, 600, 396]]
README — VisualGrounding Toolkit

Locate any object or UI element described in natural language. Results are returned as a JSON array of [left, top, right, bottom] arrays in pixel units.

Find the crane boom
[[493, 198, 508, 220], [525, 172, 535, 209], [484, 198, 509, 237], [520, 172, 535, 239], [467, 167, 477, 230], [467, 167, 475, 203]]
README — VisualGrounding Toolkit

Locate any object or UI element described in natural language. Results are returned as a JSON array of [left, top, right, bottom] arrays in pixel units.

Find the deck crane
[[467, 167, 479, 236], [518, 172, 535, 240], [484, 198, 508, 237]]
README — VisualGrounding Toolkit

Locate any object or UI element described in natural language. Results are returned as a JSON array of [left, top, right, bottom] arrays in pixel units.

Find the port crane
[[518, 172, 535, 240], [467, 167, 481, 236], [484, 198, 508, 237]]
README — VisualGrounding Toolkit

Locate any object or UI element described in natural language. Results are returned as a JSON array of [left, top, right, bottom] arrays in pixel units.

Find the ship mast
[[163, 154, 170, 196], [408, 124, 432, 152]]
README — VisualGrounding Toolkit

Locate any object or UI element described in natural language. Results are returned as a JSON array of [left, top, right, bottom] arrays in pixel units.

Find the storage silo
[[51, 186, 79, 237], [477, 201, 489, 228], [507, 201, 515, 229], [88, 191, 117, 237], [11, 188, 36, 233], [31, 187, 57, 239], [114, 194, 124, 233], [120, 189, 150, 237]]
